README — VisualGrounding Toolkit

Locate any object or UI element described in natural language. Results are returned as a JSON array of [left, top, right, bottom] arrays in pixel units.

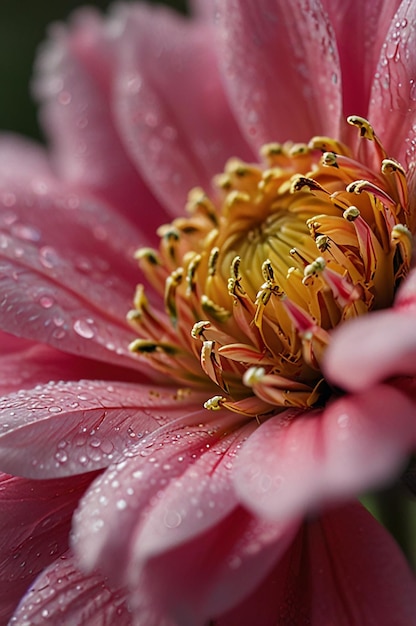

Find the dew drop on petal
[[39, 246, 59, 269], [73, 318, 95, 339], [39, 295, 54, 309], [55, 450, 68, 463], [163, 509, 182, 529], [48, 406, 62, 414]]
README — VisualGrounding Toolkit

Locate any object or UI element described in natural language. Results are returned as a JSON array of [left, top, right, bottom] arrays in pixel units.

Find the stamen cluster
[[128, 117, 412, 417]]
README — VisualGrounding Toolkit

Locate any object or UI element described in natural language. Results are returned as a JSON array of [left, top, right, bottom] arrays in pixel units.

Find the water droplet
[[116, 499, 127, 510], [73, 318, 95, 339], [11, 223, 41, 242], [58, 91, 72, 105], [52, 328, 66, 340], [48, 406, 62, 414], [337, 413, 350, 428], [55, 450, 68, 463], [39, 246, 59, 269], [385, 40, 398, 60], [163, 509, 182, 528], [126, 74, 142, 94], [39, 294, 54, 309]]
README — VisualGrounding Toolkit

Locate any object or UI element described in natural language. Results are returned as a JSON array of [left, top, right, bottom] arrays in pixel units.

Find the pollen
[[128, 117, 413, 416]]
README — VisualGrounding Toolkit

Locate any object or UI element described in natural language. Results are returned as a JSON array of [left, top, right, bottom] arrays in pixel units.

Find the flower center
[[128, 117, 413, 417]]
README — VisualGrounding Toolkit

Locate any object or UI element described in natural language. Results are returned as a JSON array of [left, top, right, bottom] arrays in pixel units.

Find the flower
[[1, 0, 416, 624]]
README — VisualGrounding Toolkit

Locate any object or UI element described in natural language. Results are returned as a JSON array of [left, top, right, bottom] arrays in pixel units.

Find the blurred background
[[0, 0, 186, 140]]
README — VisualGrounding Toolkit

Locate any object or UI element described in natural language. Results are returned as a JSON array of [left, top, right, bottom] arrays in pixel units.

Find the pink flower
[[1, 0, 416, 624]]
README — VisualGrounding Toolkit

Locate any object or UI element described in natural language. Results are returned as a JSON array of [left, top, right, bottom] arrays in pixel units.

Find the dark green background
[[0, 0, 187, 140]]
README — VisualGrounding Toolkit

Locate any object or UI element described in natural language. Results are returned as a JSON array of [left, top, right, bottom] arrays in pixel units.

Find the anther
[[208, 247, 219, 277], [315, 234, 331, 251], [134, 247, 160, 265], [129, 339, 178, 355], [231, 256, 241, 280], [321, 152, 339, 167], [343, 206, 360, 221], [191, 320, 211, 340], [243, 366, 266, 387], [261, 259, 275, 283], [204, 395, 226, 411], [347, 116, 375, 140], [186, 254, 201, 295], [382, 158, 406, 176], [291, 176, 326, 194], [346, 180, 368, 194], [304, 257, 326, 279]]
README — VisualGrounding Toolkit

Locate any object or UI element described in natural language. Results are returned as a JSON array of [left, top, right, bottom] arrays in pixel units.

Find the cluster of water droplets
[[0, 380, 171, 476]]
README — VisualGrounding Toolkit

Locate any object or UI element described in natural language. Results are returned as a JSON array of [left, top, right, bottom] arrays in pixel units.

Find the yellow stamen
[[129, 117, 413, 416]]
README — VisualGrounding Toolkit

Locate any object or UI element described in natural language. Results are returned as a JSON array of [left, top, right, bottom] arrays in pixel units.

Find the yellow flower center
[[128, 117, 413, 417]]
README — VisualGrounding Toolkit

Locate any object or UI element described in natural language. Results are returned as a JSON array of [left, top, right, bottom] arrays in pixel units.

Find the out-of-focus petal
[[321, 0, 402, 117], [113, 3, 253, 216], [0, 383, 204, 478], [324, 309, 416, 391], [9, 552, 132, 626], [234, 385, 416, 520], [369, 0, 416, 164], [217, 502, 416, 626], [0, 472, 97, 623], [34, 9, 171, 232], [133, 508, 298, 626], [214, 0, 342, 150]]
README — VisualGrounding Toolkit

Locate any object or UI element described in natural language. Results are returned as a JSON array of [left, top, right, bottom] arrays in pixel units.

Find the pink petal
[[0, 382, 198, 478], [113, 3, 253, 216], [234, 385, 416, 520], [214, 0, 342, 150], [321, 0, 402, 117], [72, 410, 247, 577], [0, 162, 149, 370], [218, 502, 416, 626], [0, 472, 96, 623], [34, 9, 170, 232], [324, 309, 416, 391], [9, 552, 132, 626], [0, 334, 141, 396], [394, 266, 416, 310], [0, 134, 52, 179], [369, 0, 416, 164], [133, 507, 298, 625]]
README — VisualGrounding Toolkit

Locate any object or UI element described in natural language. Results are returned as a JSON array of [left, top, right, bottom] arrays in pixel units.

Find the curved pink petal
[[214, 0, 342, 150], [324, 309, 416, 391], [133, 507, 298, 626], [0, 134, 52, 179], [0, 382, 201, 478], [321, 0, 402, 117], [0, 472, 96, 623], [0, 334, 141, 396], [234, 385, 416, 520], [0, 163, 150, 370], [9, 552, 131, 626], [72, 410, 247, 577], [218, 502, 416, 626], [34, 9, 170, 232], [113, 3, 253, 216], [369, 0, 416, 164]]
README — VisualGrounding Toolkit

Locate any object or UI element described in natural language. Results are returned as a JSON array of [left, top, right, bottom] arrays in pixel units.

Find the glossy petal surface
[[215, 0, 342, 148]]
